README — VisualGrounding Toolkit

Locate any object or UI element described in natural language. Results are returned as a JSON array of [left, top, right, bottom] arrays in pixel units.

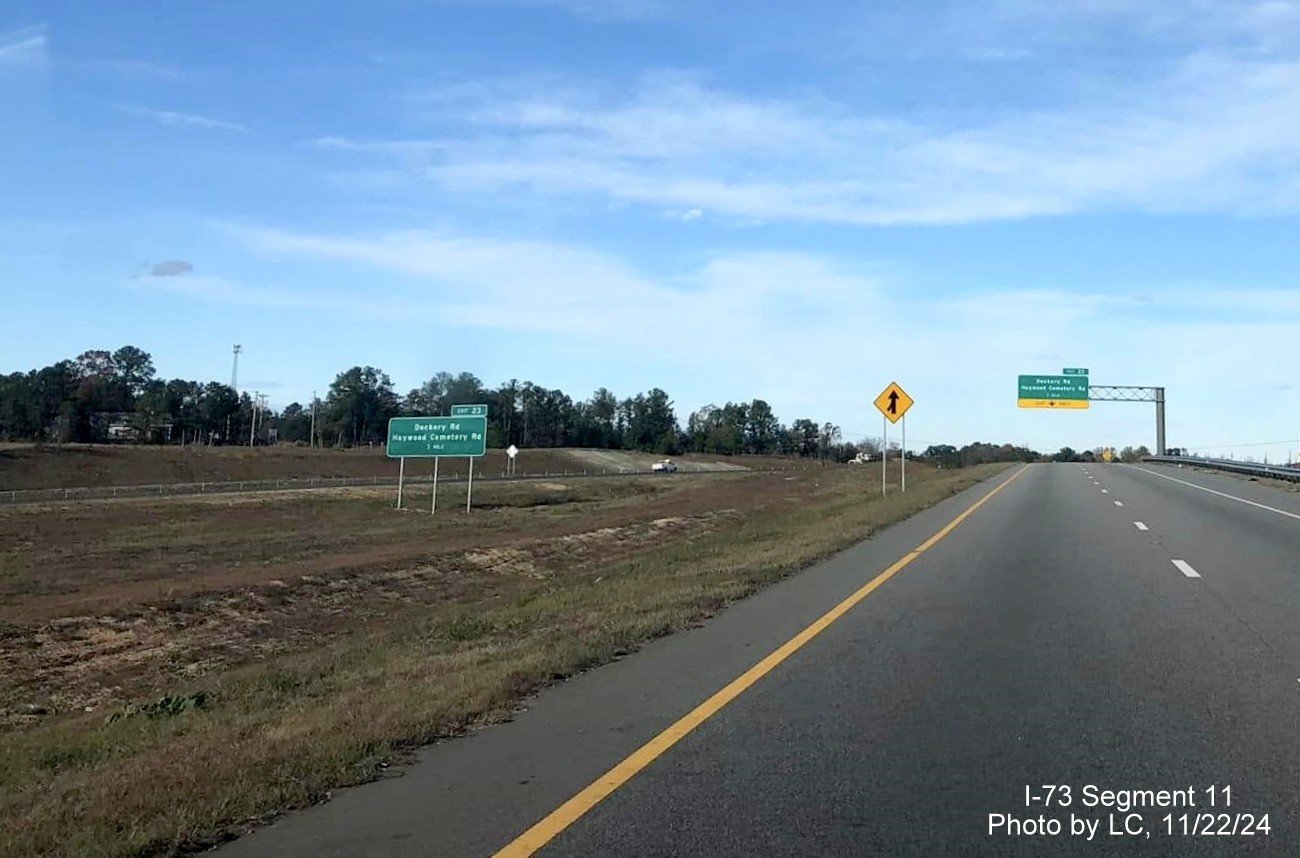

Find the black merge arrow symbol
[[888, 391, 899, 414]]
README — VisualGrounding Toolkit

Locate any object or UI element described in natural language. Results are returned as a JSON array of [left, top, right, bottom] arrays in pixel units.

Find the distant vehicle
[[651, 459, 678, 473], [848, 452, 874, 464]]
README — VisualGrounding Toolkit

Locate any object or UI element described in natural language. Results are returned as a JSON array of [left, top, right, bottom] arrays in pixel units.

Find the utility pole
[[231, 344, 242, 392], [311, 390, 317, 449], [250, 390, 259, 447]]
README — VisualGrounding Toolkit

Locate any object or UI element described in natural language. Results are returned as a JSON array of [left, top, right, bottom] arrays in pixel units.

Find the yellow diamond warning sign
[[874, 382, 914, 424]]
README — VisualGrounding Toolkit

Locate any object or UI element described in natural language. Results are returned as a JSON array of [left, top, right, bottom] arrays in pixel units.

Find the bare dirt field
[[0, 444, 792, 491], [0, 459, 1013, 858]]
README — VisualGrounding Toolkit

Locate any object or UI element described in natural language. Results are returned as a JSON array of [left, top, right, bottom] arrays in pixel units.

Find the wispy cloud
[[308, 136, 447, 157], [314, 54, 1300, 226], [216, 224, 878, 349], [535, 0, 670, 20], [0, 25, 46, 68], [131, 274, 362, 314], [435, 0, 671, 21], [964, 47, 1036, 61], [82, 58, 182, 80], [981, 0, 1300, 54], [149, 259, 194, 277], [115, 103, 250, 133]]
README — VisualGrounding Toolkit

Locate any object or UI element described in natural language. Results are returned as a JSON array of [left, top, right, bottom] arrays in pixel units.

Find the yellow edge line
[[492, 464, 1031, 857]]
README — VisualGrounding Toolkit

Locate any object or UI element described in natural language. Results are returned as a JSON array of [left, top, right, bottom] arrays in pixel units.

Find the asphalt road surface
[[219, 462, 1300, 857]]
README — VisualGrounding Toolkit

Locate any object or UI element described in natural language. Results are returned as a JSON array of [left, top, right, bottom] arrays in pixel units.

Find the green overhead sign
[[1018, 374, 1090, 409], [387, 416, 487, 457]]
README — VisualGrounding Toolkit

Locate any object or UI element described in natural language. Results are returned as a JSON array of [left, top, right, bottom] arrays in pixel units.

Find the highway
[[220, 462, 1300, 856]]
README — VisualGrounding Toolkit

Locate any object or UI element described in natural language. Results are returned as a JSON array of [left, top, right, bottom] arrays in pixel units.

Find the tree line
[[0, 346, 1047, 465], [1050, 445, 1152, 463], [0, 347, 247, 446]]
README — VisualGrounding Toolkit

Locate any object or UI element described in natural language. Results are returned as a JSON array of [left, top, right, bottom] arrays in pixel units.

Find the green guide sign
[[1017, 374, 1090, 409], [386, 416, 487, 458]]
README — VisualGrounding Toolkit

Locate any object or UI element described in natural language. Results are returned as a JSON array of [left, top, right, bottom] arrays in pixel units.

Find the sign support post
[[396, 457, 406, 509], [431, 456, 439, 515], [1155, 387, 1166, 457], [1081, 384, 1168, 454], [881, 414, 887, 497], [466, 456, 474, 512], [874, 382, 914, 497], [901, 414, 907, 493]]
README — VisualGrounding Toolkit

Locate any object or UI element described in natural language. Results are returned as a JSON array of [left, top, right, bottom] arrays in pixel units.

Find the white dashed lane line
[[1108, 484, 1202, 581]]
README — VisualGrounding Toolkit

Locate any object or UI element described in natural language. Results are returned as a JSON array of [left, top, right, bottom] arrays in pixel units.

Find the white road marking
[[1102, 489, 1110, 494], [1134, 521, 1149, 531], [1114, 501, 1124, 507], [1172, 559, 1201, 579], [1136, 467, 1300, 523]]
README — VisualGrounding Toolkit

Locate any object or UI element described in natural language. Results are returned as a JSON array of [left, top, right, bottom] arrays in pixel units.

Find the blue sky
[[5, 0, 1300, 459]]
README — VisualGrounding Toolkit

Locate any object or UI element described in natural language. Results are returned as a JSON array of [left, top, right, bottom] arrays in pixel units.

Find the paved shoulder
[[1134, 463, 1300, 517]]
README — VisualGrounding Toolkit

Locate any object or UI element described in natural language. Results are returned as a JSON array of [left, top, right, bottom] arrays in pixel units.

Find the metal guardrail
[[1144, 455, 1300, 482], [0, 465, 788, 506]]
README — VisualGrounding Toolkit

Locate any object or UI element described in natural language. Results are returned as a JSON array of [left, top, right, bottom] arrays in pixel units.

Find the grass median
[[0, 461, 1013, 857]]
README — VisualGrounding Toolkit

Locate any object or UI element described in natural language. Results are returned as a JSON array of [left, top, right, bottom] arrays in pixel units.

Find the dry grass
[[1172, 464, 1300, 493], [0, 462, 1013, 858], [0, 443, 806, 491]]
